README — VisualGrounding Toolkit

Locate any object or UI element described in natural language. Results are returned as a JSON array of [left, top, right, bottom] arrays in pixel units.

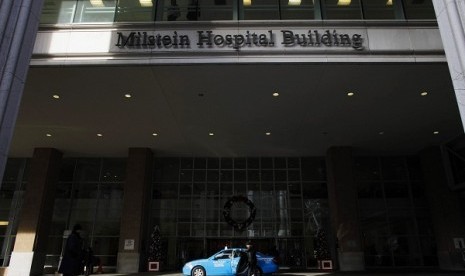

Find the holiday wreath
[[223, 195, 256, 231]]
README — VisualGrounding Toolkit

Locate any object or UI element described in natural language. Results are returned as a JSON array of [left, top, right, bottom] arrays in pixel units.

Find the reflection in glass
[[322, 0, 362, 19], [161, 0, 234, 21], [403, 0, 435, 19], [41, 0, 78, 24], [74, 0, 117, 23], [361, 0, 398, 19]]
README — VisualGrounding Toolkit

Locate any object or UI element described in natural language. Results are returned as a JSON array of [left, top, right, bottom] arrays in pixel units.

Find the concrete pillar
[[117, 148, 153, 273], [7, 148, 63, 276], [433, 0, 465, 131], [0, 0, 44, 184], [419, 147, 465, 271], [326, 147, 364, 271]]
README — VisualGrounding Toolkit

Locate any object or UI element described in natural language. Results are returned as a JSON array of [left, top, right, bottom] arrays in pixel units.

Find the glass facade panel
[[115, 0, 155, 22], [40, 0, 437, 23], [45, 158, 125, 272], [0, 159, 28, 266], [74, 0, 117, 23], [41, 0, 78, 24], [280, 0, 315, 20], [150, 157, 328, 269], [361, 0, 399, 20], [355, 156, 436, 267], [242, 0, 280, 20], [322, 0, 362, 19], [160, 0, 234, 21], [403, 0, 435, 19]]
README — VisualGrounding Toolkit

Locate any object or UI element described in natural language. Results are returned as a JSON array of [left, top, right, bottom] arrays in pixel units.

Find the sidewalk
[[92, 270, 465, 276]]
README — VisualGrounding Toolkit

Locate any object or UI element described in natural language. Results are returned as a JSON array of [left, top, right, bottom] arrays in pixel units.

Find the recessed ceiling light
[[289, 0, 301, 5], [265, 132, 271, 136], [338, 0, 351, 6], [46, 133, 52, 137], [379, 131, 384, 135], [52, 94, 60, 99], [139, 0, 153, 7], [152, 133, 158, 136], [273, 92, 279, 97], [124, 94, 132, 98], [90, 0, 105, 7], [209, 132, 214, 136], [421, 91, 428, 96], [97, 133, 103, 137], [433, 131, 439, 135], [347, 92, 355, 96]]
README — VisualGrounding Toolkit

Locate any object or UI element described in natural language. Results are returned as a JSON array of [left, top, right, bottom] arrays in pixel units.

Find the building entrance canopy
[[13, 63, 462, 158]]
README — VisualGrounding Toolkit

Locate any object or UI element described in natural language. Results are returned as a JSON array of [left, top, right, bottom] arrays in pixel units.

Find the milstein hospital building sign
[[115, 29, 365, 51]]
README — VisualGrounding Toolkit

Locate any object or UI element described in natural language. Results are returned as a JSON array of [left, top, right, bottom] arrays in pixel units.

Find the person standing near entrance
[[58, 224, 84, 276], [245, 240, 257, 276]]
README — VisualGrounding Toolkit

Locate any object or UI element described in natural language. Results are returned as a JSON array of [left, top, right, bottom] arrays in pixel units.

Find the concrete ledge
[[437, 250, 465, 271], [117, 252, 140, 273], [338, 251, 365, 271], [8, 252, 34, 276]]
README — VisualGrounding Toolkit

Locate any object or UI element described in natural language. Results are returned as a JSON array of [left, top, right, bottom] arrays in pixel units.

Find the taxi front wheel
[[191, 266, 206, 276]]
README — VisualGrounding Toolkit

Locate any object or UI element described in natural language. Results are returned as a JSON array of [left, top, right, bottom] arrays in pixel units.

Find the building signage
[[114, 29, 364, 51]]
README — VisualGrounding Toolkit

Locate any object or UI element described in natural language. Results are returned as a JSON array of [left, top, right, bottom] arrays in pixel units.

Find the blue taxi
[[182, 248, 278, 276]]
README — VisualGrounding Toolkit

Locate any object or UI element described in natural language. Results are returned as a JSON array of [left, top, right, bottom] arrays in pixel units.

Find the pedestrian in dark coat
[[245, 240, 258, 276], [58, 224, 84, 276]]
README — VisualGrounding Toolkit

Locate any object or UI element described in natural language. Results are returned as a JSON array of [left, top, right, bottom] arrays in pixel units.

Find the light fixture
[[289, 0, 301, 6], [124, 93, 132, 98], [46, 133, 52, 137], [273, 92, 279, 97], [52, 94, 60, 99], [0, 221, 8, 226], [243, 0, 252, 6], [421, 91, 428, 96], [347, 92, 355, 96], [338, 0, 351, 6], [266, 132, 271, 136], [152, 133, 158, 136], [386, 0, 393, 6], [90, 0, 105, 7], [97, 133, 103, 137], [433, 131, 439, 135], [379, 131, 384, 135], [139, 0, 153, 7], [209, 132, 215, 136]]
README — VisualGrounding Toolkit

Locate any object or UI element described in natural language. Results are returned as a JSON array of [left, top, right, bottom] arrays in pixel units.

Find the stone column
[[7, 148, 62, 276], [432, 0, 465, 130], [0, 0, 44, 184], [419, 147, 465, 271], [117, 148, 153, 273], [326, 147, 364, 271]]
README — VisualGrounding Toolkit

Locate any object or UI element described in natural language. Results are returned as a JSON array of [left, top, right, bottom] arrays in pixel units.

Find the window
[[0, 159, 29, 266], [45, 158, 125, 271], [354, 156, 437, 267], [322, 0, 363, 19], [403, 0, 435, 20], [115, 0, 156, 22], [40, 0, 437, 23]]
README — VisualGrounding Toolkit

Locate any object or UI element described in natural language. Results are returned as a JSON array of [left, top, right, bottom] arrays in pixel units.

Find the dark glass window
[[115, 0, 155, 22], [74, 0, 117, 23], [322, 0, 362, 19], [362, 0, 399, 19], [280, 0, 315, 19], [403, 0, 435, 20], [160, 0, 234, 21]]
